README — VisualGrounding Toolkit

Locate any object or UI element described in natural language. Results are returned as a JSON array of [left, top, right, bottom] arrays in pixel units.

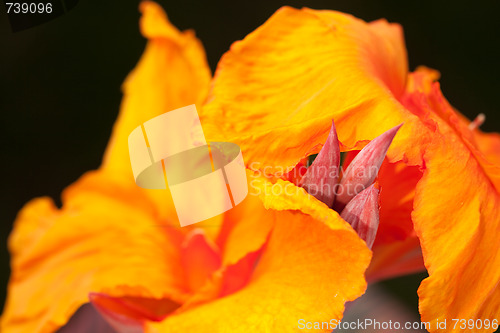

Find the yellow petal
[[249, 172, 355, 233], [401, 69, 500, 331], [146, 210, 371, 332], [100, 1, 216, 229], [414, 135, 500, 332], [102, 1, 211, 178], [202, 6, 414, 174], [216, 177, 274, 267], [1, 171, 188, 333], [474, 131, 500, 167]]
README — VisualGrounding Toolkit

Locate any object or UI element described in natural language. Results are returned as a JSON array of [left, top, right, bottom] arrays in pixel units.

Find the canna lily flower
[[201, 5, 500, 333], [1, 2, 372, 333], [3, 2, 499, 333]]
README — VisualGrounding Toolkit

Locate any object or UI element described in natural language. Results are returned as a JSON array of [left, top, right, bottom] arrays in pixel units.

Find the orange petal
[[102, 1, 211, 179], [176, 247, 267, 311], [181, 229, 222, 292], [146, 210, 371, 332], [359, 160, 425, 283], [98, 1, 218, 231], [366, 236, 425, 283], [171, 193, 274, 310], [0, 171, 188, 333], [377, 161, 422, 244], [402, 67, 500, 191], [202, 6, 412, 174], [474, 131, 500, 168], [91, 294, 180, 322], [216, 185, 274, 267], [89, 294, 180, 332], [401, 69, 500, 331], [413, 135, 500, 331], [249, 173, 352, 232], [219, 249, 262, 297]]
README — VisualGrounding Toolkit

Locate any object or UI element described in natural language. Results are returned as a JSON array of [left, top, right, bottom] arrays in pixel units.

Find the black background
[[1, 0, 499, 317]]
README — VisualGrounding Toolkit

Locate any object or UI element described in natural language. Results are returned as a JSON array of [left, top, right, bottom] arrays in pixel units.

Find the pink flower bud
[[340, 185, 379, 249], [335, 124, 402, 209], [300, 120, 340, 207]]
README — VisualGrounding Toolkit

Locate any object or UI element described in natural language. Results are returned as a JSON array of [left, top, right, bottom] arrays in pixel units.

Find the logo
[[128, 105, 248, 227]]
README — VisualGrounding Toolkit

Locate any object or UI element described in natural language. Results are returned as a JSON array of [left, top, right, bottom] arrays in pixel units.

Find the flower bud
[[340, 184, 380, 249], [335, 124, 402, 209], [300, 120, 340, 207]]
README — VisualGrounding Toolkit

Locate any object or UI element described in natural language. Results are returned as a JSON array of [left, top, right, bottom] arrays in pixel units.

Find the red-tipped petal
[[182, 229, 222, 292], [335, 124, 402, 208], [340, 185, 380, 249], [300, 120, 340, 207], [89, 293, 180, 333], [219, 249, 262, 297]]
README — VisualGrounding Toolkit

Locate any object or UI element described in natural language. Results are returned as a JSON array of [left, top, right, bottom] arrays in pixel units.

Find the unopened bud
[[300, 120, 340, 207], [340, 185, 379, 249], [335, 124, 402, 209]]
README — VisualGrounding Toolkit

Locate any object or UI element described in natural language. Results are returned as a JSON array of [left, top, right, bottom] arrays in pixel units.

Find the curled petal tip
[[335, 124, 402, 208], [340, 185, 379, 249], [300, 120, 340, 207], [181, 229, 221, 291]]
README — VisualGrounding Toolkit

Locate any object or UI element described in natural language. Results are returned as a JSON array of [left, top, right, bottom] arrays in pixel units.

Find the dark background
[[1, 0, 498, 320]]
